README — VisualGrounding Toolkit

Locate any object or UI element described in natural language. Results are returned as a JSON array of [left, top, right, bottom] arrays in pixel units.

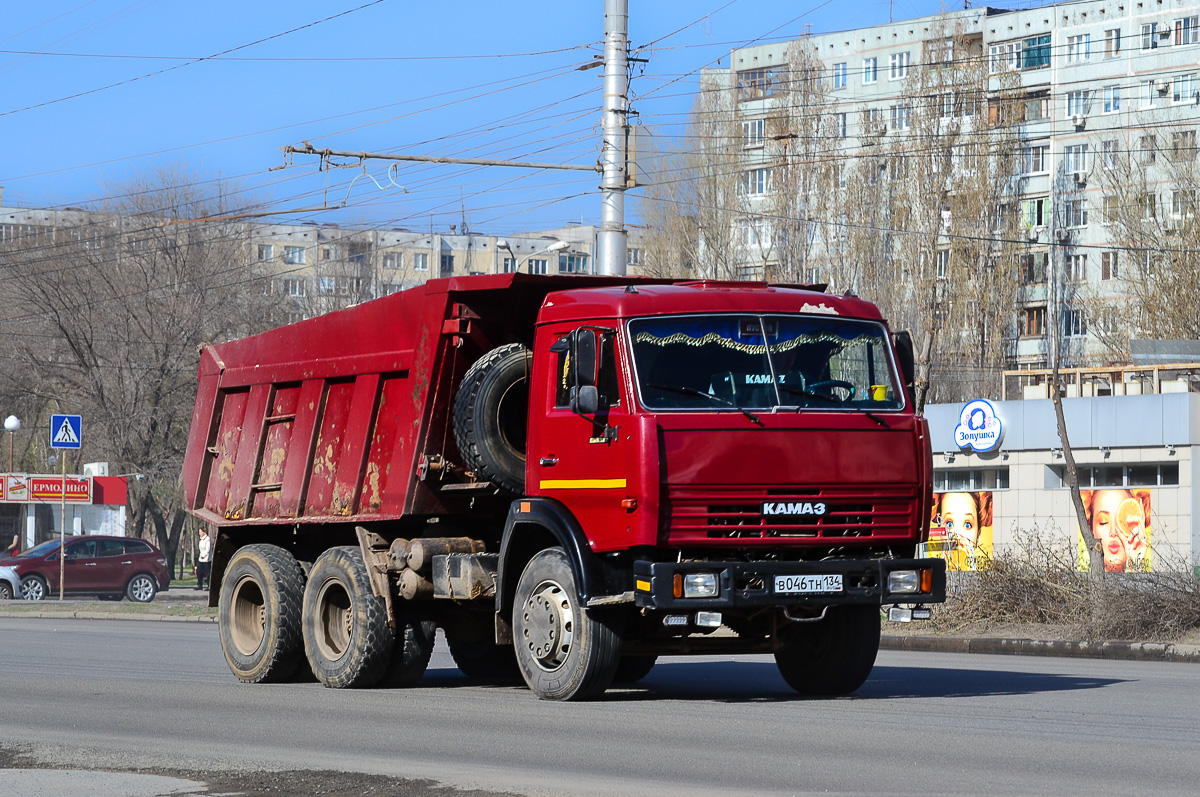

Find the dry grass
[[928, 526, 1200, 643]]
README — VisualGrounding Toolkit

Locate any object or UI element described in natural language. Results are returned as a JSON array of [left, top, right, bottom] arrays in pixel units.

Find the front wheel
[[20, 574, 47, 601], [0, 582, 12, 600], [126, 573, 158, 603], [512, 548, 622, 701], [774, 605, 881, 696]]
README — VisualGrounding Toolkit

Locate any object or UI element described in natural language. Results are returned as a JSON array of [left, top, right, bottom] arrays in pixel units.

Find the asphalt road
[[2, 617, 1199, 796]]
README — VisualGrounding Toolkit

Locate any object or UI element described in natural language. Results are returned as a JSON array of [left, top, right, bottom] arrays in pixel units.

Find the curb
[[881, 634, 1200, 664]]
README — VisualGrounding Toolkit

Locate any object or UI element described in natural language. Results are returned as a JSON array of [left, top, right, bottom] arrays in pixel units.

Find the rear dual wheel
[[218, 544, 306, 683]]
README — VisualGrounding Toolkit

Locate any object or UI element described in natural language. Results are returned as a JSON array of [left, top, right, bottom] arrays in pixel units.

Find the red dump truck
[[182, 273, 944, 700]]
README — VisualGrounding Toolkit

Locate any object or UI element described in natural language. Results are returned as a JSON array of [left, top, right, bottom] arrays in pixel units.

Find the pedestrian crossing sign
[[49, 414, 82, 449]]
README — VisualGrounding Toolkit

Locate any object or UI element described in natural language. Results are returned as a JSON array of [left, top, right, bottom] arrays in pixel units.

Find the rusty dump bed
[[181, 273, 667, 527]]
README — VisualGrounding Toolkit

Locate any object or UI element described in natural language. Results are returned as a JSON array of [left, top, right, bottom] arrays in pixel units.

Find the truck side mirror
[[893, 330, 915, 392], [575, 328, 598, 388], [573, 385, 599, 415]]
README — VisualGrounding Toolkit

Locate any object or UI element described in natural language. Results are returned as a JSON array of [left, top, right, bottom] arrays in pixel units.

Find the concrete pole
[[597, 0, 629, 276]]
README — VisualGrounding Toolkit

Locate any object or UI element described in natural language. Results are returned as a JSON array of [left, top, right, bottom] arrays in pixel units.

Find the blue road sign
[[49, 414, 82, 449]]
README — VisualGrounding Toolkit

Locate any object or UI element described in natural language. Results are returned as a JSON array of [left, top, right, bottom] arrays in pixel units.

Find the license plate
[[775, 574, 843, 594]]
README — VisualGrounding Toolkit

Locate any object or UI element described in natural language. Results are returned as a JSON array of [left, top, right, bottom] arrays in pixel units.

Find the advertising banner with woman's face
[[1076, 489, 1152, 573], [925, 491, 993, 571]]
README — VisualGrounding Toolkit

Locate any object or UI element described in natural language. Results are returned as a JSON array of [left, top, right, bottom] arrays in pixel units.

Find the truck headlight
[[682, 573, 719, 598], [888, 570, 921, 594]]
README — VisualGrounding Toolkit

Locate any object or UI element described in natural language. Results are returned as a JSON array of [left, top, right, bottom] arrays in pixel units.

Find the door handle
[[539, 457, 559, 467], [84, 562, 97, 567], [121, 560, 133, 565]]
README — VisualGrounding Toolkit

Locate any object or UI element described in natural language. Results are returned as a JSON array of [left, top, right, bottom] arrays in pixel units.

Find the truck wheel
[[380, 607, 437, 688], [512, 547, 622, 700], [448, 637, 521, 683], [218, 544, 306, 684], [302, 546, 394, 689], [614, 655, 658, 684], [453, 343, 531, 494], [774, 605, 881, 696]]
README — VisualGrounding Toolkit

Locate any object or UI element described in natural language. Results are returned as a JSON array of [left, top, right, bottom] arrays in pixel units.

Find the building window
[[1104, 28, 1121, 57], [440, 254, 455, 274], [1052, 463, 1178, 488], [627, 248, 642, 267], [888, 104, 911, 130], [741, 167, 771, 196], [1024, 34, 1051, 68], [528, 258, 548, 275], [1067, 33, 1091, 62], [1064, 143, 1088, 174], [933, 468, 1010, 492], [935, 249, 950, 279], [1173, 74, 1196, 103], [1175, 16, 1199, 45], [743, 118, 764, 147], [888, 51, 910, 80], [502, 257, 517, 273], [282, 278, 306, 297], [862, 57, 877, 84], [1063, 307, 1088, 337], [558, 253, 588, 274], [1145, 79, 1161, 108], [1171, 189, 1196, 218], [835, 112, 847, 138], [413, 252, 428, 271], [1142, 22, 1159, 50], [1066, 199, 1088, 228], [1171, 129, 1197, 160], [1020, 306, 1046, 337], [1103, 85, 1120, 113], [833, 62, 847, 89], [382, 252, 400, 269], [257, 244, 274, 261], [1066, 253, 1087, 283], [282, 245, 305, 265], [741, 217, 771, 248], [1101, 139, 1119, 169], [1140, 135, 1158, 163], [1020, 252, 1047, 284], [1022, 144, 1049, 174], [317, 276, 336, 294], [320, 245, 334, 261], [1103, 196, 1119, 225], [737, 68, 778, 101], [1066, 89, 1089, 117], [1102, 251, 1119, 280], [1022, 197, 1047, 228]]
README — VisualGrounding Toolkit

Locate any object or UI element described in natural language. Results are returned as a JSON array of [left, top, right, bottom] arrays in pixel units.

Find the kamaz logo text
[[762, 501, 827, 516]]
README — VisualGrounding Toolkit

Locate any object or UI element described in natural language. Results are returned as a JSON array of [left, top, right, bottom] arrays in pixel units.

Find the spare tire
[[453, 343, 532, 494]]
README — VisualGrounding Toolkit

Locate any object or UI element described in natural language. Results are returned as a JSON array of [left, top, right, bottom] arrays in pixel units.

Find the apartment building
[[714, 0, 1200, 368]]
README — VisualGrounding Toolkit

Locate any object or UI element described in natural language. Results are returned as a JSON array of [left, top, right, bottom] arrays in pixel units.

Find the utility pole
[[597, 0, 630, 276]]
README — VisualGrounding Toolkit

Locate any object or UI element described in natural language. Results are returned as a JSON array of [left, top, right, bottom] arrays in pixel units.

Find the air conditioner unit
[[1055, 228, 1070, 242], [1026, 227, 1040, 241], [1071, 114, 1086, 128], [82, 462, 109, 477], [1073, 171, 1088, 185], [1160, 21, 1174, 36], [1156, 79, 1171, 93]]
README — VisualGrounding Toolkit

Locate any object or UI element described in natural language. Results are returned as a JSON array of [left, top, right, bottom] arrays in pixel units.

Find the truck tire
[[218, 544, 306, 684], [614, 655, 658, 684], [448, 637, 521, 683], [774, 605, 881, 696], [380, 607, 437, 688], [512, 547, 622, 700], [302, 546, 394, 689], [453, 343, 532, 494]]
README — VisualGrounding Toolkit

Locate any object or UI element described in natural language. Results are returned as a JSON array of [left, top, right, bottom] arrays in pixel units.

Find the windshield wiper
[[646, 384, 764, 426], [778, 386, 842, 408]]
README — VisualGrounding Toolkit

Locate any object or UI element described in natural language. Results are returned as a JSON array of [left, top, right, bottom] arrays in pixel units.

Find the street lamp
[[497, 239, 569, 275], [3, 415, 19, 472]]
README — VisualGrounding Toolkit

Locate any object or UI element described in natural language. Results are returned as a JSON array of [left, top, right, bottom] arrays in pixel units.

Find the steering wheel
[[807, 380, 856, 401]]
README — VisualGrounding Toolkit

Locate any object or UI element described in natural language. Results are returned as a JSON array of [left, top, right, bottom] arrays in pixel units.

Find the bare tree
[[0, 165, 273, 569]]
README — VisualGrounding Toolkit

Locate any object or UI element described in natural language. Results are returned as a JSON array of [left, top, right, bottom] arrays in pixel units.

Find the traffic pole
[[59, 454, 66, 600]]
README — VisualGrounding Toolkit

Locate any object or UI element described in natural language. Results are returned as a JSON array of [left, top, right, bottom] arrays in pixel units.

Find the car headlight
[[682, 573, 719, 599], [888, 570, 921, 594]]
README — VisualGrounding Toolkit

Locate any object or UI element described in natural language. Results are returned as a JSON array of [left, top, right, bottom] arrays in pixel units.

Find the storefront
[[1, 474, 129, 551], [922, 393, 1197, 573]]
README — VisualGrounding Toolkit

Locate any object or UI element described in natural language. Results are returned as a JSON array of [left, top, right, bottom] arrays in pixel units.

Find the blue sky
[[1, 0, 989, 233]]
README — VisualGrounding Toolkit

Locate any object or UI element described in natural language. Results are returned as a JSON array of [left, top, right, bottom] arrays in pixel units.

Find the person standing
[[196, 528, 213, 590], [7, 533, 18, 557]]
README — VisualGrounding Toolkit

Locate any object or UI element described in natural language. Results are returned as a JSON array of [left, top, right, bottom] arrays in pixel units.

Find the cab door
[[529, 325, 635, 552]]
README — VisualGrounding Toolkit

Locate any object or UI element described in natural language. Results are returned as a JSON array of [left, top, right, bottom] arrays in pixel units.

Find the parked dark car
[[1, 535, 170, 602]]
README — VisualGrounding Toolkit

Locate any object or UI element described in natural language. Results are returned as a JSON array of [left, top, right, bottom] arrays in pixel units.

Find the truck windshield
[[629, 314, 903, 411]]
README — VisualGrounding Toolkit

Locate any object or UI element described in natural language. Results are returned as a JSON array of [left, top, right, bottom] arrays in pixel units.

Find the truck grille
[[665, 486, 917, 545]]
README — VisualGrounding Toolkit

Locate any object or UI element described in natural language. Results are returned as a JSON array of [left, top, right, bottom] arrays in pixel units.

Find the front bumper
[[632, 557, 946, 610]]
